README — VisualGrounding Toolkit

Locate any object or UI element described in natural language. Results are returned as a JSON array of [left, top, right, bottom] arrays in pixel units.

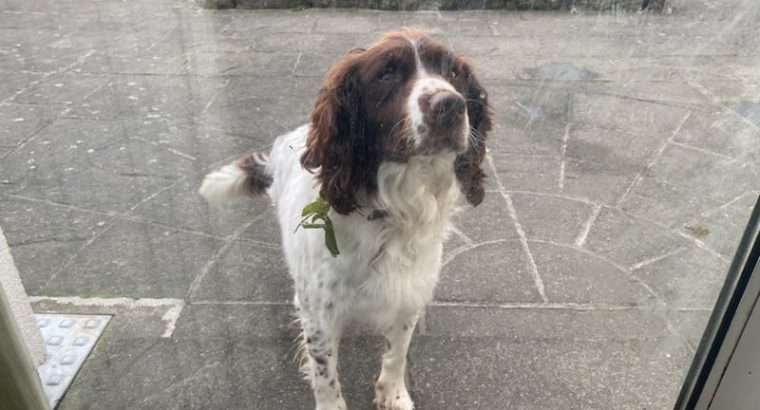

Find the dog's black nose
[[429, 91, 466, 122]]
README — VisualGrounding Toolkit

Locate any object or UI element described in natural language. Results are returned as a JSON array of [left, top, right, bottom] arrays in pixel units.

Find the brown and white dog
[[200, 29, 491, 410]]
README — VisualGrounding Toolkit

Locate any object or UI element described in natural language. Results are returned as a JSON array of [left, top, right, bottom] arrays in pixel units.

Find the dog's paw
[[315, 398, 347, 410], [373, 381, 414, 410]]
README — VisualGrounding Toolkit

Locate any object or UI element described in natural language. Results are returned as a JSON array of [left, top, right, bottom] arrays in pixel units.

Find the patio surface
[[1, 0, 759, 408]]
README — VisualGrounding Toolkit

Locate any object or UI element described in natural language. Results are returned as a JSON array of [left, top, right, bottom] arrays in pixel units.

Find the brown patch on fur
[[454, 68, 491, 207], [235, 152, 272, 196], [456, 63, 492, 207], [301, 35, 417, 214]]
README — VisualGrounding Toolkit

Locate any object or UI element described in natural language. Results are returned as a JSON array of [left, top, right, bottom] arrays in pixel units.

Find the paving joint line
[[290, 52, 303, 76], [38, 220, 120, 292], [185, 220, 256, 300], [29, 296, 184, 338], [675, 231, 732, 263], [558, 123, 571, 191], [629, 246, 689, 271], [200, 77, 231, 115], [686, 79, 759, 132], [698, 190, 759, 218], [486, 154, 548, 302], [528, 238, 666, 301], [575, 203, 601, 248], [526, 237, 696, 346], [615, 110, 692, 208], [441, 239, 509, 269], [668, 140, 733, 160], [129, 136, 199, 162], [448, 225, 475, 246], [31, 176, 191, 291], [190, 300, 290, 306], [4, 192, 250, 243]]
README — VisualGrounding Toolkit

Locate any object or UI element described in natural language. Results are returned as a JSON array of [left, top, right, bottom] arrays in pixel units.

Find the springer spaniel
[[199, 29, 491, 410]]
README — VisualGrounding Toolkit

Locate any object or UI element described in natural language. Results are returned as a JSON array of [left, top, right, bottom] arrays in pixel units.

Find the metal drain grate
[[35, 313, 111, 408]]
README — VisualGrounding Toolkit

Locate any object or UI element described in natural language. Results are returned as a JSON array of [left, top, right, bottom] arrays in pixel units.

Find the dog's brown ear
[[455, 63, 492, 207], [301, 49, 376, 215]]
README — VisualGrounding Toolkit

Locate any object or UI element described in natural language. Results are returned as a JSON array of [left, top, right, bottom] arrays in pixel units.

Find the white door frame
[[0, 285, 51, 410]]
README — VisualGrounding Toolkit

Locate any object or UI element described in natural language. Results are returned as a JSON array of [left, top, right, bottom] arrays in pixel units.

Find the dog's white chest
[[339, 223, 445, 327]]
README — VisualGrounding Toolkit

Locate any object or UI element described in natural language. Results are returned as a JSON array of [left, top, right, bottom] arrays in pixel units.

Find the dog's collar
[[366, 209, 389, 221]]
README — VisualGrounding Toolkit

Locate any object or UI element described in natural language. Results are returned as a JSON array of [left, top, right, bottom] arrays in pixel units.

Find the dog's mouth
[[413, 120, 470, 156]]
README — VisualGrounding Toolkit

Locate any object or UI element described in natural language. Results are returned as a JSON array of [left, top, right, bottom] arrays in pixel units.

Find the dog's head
[[301, 29, 492, 215]]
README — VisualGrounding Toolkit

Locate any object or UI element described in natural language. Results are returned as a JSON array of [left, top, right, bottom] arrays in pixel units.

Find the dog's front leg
[[374, 312, 419, 410], [299, 306, 347, 410]]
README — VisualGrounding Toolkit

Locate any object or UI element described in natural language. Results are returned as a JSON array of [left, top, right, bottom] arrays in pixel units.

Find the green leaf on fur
[[296, 195, 340, 257]]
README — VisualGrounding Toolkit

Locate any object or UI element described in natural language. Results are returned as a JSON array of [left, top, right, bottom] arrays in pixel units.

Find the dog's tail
[[199, 152, 272, 206]]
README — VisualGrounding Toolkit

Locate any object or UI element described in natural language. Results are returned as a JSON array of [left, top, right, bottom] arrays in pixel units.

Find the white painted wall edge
[[0, 225, 46, 366]]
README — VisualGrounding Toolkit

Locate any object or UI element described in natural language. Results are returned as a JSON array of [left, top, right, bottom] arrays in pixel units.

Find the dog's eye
[[449, 67, 459, 79], [379, 65, 398, 82]]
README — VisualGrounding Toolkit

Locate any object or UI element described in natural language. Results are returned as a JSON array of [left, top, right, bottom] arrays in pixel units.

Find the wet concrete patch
[[684, 224, 710, 239], [729, 100, 760, 126], [523, 62, 600, 82]]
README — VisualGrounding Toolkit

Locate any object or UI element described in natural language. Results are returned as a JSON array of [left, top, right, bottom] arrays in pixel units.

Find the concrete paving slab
[[491, 152, 562, 194], [488, 123, 566, 156], [0, 196, 109, 294], [183, 50, 300, 77], [201, 98, 292, 138], [489, 82, 571, 126], [250, 32, 361, 53], [128, 178, 264, 238], [0, 73, 43, 101], [171, 303, 294, 339], [409, 336, 692, 410], [531, 241, 654, 305], [0, 31, 94, 74], [293, 52, 342, 78], [622, 143, 760, 227], [510, 192, 594, 244], [561, 121, 676, 206], [583, 206, 689, 268], [437, 241, 541, 303], [188, 241, 290, 302], [450, 191, 519, 243], [632, 246, 729, 309], [238, 206, 282, 243], [675, 108, 760, 159], [0, 104, 56, 151], [116, 119, 274, 166], [61, 76, 228, 123], [425, 305, 671, 340], [668, 309, 713, 349], [1, 119, 197, 215], [36, 220, 224, 298], [13, 75, 108, 107], [682, 191, 758, 259], [572, 92, 690, 136]]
